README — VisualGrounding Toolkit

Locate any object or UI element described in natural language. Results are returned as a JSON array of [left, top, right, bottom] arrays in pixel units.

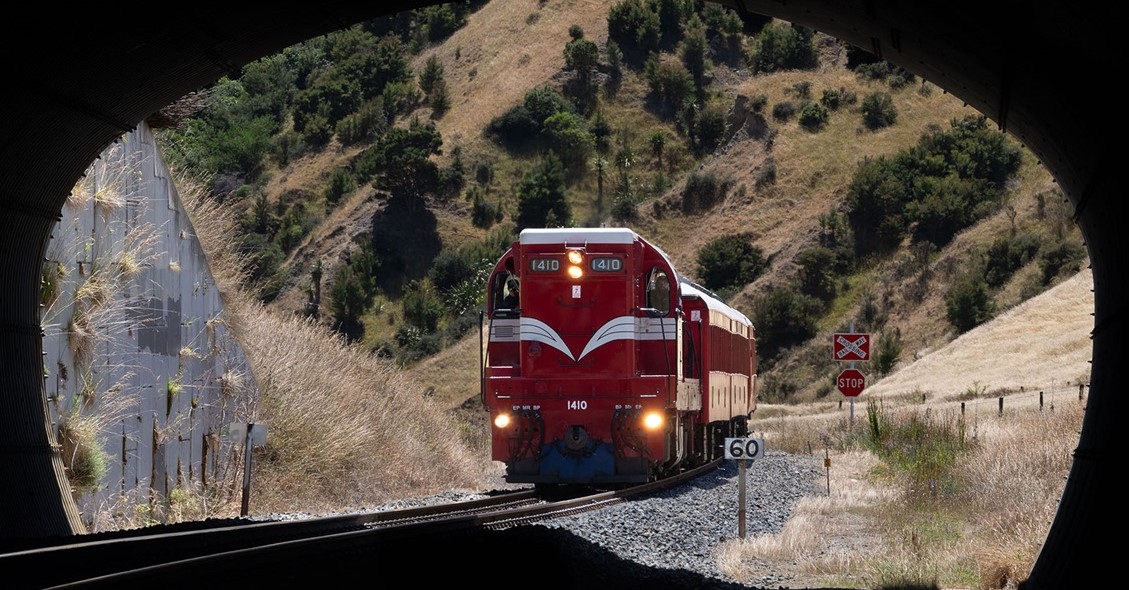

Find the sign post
[[724, 437, 764, 539], [832, 322, 871, 427]]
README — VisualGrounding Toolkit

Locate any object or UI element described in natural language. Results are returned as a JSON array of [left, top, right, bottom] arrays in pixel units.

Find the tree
[[795, 246, 838, 303], [517, 154, 571, 229], [679, 15, 708, 91], [418, 54, 444, 95], [542, 111, 595, 172], [564, 37, 599, 88], [330, 264, 367, 336], [369, 117, 443, 211], [592, 154, 609, 211], [752, 287, 821, 364], [649, 131, 667, 169], [751, 22, 816, 73]]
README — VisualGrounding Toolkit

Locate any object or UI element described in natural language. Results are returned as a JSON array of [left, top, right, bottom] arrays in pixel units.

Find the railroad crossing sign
[[832, 332, 871, 361], [836, 368, 866, 397]]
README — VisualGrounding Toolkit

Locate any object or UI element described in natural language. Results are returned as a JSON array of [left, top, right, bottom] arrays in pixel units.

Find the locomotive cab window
[[492, 259, 520, 314], [645, 267, 671, 315]]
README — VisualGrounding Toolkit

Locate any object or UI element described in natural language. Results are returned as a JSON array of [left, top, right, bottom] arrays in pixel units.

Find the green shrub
[[418, 54, 444, 95], [1038, 240, 1086, 285], [983, 232, 1042, 288], [644, 56, 695, 118], [820, 88, 843, 110], [402, 281, 444, 333], [944, 270, 996, 333], [798, 101, 830, 131], [751, 287, 822, 364], [772, 101, 797, 122], [335, 98, 388, 145], [862, 401, 973, 501], [325, 168, 356, 208], [875, 327, 903, 376], [695, 232, 766, 292], [693, 102, 728, 154], [749, 21, 816, 73], [861, 91, 897, 129], [610, 194, 639, 222], [794, 246, 838, 302], [469, 186, 502, 229]]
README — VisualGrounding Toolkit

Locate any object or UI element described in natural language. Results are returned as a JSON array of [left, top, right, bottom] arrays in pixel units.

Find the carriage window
[[646, 267, 671, 315]]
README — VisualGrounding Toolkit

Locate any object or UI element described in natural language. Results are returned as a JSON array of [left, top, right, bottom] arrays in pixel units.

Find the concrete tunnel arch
[[0, 2, 1119, 586]]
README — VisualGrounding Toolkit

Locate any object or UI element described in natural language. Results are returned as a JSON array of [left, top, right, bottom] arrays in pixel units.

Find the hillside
[[382, 2, 1083, 411], [165, 0, 1086, 424]]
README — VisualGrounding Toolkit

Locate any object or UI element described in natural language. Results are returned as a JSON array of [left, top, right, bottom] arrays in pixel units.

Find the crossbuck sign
[[832, 332, 871, 361]]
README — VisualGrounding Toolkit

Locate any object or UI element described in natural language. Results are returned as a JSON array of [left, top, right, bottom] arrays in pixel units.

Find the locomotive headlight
[[494, 413, 511, 429], [566, 249, 584, 279], [643, 412, 663, 430]]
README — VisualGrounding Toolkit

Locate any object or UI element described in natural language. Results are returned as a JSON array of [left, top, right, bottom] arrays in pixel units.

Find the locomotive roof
[[519, 227, 638, 245], [680, 280, 753, 326]]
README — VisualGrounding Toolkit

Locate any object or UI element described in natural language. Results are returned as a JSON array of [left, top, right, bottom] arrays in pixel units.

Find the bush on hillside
[[695, 233, 766, 292], [861, 91, 897, 129], [795, 246, 839, 303], [751, 287, 822, 364], [772, 101, 797, 122], [798, 101, 830, 131], [982, 232, 1042, 288], [945, 270, 996, 333], [846, 115, 1022, 257], [1038, 240, 1086, 286], [681, 170, 733, 213], [748, 21, 816, 73], [607, 0, 663, 57], [516, 154, 571, 229], [644, 55, 696, 118]]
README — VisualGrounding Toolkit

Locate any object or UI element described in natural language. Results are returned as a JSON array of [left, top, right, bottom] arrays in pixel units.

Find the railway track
[[4, 460, 721, 589]]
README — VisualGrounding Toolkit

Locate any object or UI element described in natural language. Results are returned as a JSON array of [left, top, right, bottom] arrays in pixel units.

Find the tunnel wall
[[40, 123, 255, 530]]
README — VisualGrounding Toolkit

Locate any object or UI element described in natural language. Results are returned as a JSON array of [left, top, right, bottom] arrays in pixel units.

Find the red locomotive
[[481, 227, 757, 486]]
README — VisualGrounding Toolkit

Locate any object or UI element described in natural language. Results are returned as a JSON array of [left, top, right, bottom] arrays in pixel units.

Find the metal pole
[[241, 422, 254, 517], [738, 459, 747, 539], [849, 320, 855, 428]]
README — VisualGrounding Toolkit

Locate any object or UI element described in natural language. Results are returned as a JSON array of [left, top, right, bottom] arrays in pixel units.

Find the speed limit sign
[[724, 437, 764, 460]]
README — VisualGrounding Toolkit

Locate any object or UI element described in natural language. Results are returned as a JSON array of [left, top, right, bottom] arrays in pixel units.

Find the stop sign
[[836, 368, 866, 397]]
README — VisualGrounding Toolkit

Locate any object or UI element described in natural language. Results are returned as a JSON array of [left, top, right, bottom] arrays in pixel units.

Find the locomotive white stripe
[[512, 316, 678, 362], [519, 317, 577, 360], [577, 316, 636, 360]]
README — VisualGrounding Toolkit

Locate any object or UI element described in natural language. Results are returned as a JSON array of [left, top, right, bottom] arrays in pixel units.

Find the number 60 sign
[[724, 437, 764, 460]]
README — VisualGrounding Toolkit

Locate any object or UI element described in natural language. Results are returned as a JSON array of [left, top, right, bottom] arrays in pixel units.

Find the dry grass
[[724, 383, 1086, 589], [181, 169, 495, 514]]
